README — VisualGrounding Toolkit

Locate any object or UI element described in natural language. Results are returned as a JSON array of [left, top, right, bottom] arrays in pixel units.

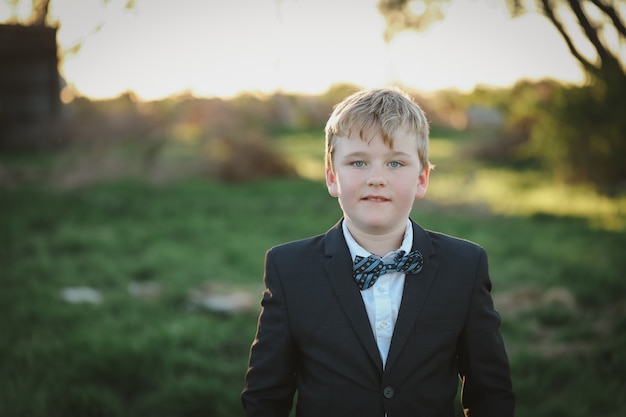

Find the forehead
[[334, 130, 418, 155]]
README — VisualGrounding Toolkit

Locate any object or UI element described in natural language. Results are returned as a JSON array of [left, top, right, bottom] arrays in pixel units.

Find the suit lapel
[[385, 220, 439, 371], [323, 221, 384, 371]]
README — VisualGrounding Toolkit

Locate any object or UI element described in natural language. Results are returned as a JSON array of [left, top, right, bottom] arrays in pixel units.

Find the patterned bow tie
[[353, 250, 423, 290]]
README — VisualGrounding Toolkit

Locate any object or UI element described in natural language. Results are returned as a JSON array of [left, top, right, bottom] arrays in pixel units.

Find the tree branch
[[540, 0, 597, 72], [377, 0, 448, 42], [566, 0, 612, 63], [588, 0, 626, 38]]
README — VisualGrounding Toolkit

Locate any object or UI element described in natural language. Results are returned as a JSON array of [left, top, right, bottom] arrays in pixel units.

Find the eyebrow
[[341, 150, 412, 159]]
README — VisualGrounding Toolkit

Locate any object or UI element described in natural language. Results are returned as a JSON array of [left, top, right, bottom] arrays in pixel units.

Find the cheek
[[396, 178, 421, 201], [330, 172, 355, 194]]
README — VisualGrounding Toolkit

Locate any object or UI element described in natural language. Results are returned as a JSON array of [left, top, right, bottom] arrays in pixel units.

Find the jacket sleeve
[[457, 247, 515, 417], [241, 249, 297, 417]]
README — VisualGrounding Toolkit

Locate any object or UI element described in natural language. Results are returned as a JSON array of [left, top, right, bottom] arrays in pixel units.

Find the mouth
[[362, 196, 390, 202]]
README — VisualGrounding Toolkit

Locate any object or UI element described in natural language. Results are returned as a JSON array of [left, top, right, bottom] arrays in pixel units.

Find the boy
[[242, 87, 515, 417]]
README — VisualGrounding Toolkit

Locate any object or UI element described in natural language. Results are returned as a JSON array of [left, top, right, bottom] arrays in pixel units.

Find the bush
[[526, 72, 626, 189], [474, 75, 626, 189]]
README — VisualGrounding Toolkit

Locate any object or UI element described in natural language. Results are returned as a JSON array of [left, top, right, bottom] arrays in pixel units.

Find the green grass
[[1, 134, 626, 416], [0, 178, 342, 417]]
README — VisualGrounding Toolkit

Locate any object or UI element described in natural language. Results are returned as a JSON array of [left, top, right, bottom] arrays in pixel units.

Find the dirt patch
[[495, 286, 619, 358], [494, 286, 577, 317]]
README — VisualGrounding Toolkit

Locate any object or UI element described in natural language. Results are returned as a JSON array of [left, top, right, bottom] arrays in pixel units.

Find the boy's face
[[326, 129, 429, 237]]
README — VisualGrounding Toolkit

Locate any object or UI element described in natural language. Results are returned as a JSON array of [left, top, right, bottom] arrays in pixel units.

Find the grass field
[[1, 131, 625, 416]]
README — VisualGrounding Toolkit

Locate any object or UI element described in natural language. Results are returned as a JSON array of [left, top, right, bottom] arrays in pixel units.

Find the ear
[[414, 168, 429, 200], [326, 167, 339, 197]]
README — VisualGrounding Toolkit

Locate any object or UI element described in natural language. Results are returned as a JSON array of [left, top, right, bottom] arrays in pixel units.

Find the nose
[[367, 165, 387, 186]]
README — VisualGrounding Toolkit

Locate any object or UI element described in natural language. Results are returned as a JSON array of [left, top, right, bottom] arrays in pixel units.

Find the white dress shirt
[[342, 219, 413, 368]]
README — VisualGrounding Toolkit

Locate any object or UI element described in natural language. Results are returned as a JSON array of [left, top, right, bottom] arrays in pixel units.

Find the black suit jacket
[[242, 219, 514, 417]]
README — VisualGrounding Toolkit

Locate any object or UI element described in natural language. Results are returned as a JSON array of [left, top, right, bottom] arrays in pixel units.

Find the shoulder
[[419, 228, 492, 286], [268, 233, 326, 258], [263, 233, 333, 280], [267, 220, 344, 260], [422, 228, 487, 265], [264, 222, 349, 279]]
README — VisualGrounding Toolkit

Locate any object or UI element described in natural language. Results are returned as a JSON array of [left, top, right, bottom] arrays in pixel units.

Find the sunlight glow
[[24, 0, 590, 100], [426, 167, 626, 231]]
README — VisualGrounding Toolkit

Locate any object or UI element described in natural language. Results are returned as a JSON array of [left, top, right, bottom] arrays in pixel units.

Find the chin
[[361, 218, 398, 232]]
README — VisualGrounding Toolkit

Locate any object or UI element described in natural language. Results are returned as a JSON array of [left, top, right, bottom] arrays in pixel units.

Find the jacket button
[[383, 386, 394, 398]]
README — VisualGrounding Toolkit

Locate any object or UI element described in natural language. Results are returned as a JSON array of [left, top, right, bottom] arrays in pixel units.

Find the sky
[[2, 0, 595, 100]]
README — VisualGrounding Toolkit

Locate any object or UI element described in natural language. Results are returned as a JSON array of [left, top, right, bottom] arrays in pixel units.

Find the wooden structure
[[0, 24, 61, 147]]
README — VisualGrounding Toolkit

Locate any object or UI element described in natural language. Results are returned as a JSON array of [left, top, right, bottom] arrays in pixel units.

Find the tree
[[2, 0, 137, 58], [378, 0, 625, 79], [377, 0, 626, 187], [2, 0, 136, 27], [2, 0, 59, 26], [512, 0, 624, 80]]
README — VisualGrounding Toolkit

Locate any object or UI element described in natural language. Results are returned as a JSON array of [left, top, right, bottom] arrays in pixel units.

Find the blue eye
[[389, 161, 403, 168], [352, 161, 365, 168]]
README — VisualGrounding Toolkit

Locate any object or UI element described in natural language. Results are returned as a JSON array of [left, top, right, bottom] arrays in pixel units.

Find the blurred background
[[1, 0, 625, 416]]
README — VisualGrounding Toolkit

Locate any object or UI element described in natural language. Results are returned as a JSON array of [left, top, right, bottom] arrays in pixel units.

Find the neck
[[345, 221, 407, 257]]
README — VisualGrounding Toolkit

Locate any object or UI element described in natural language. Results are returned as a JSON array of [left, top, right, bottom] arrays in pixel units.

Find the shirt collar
[[342, 219, 413, 262]]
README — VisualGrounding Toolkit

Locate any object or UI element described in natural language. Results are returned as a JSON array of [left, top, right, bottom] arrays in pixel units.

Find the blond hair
[[324, 87, 431, 172]]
